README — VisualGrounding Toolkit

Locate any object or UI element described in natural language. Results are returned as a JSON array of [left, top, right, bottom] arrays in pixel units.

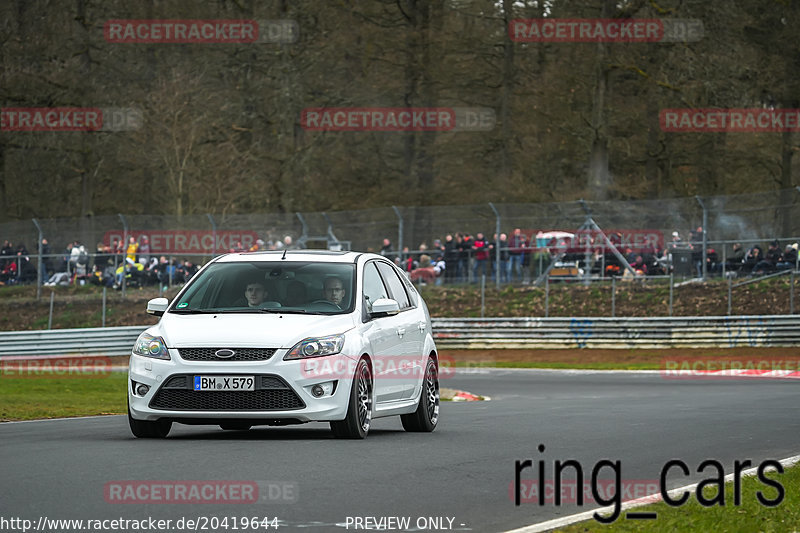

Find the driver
[[322, 276, 346, 307]]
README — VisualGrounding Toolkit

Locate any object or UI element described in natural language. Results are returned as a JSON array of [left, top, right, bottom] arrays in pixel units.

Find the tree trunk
[[587, 0, 614, 200], [499, 0, 515, 184]]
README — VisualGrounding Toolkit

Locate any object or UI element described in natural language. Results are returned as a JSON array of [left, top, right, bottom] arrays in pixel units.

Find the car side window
[[376, 261, 410, 310], [362, 262, 389, 313]]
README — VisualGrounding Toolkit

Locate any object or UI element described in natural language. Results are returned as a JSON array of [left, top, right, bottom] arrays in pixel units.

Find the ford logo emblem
[[215, 349, 236, 359]]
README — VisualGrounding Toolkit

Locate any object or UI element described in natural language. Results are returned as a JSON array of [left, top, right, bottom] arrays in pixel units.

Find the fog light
[[136, 383, 150, 396], [311, 385, 324, 397]]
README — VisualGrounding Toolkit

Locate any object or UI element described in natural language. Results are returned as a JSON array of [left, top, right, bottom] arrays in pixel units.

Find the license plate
[[194, 376, 255, 391]]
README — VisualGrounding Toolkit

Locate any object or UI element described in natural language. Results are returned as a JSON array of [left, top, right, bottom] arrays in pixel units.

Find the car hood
[[156, 312, 357, 349]]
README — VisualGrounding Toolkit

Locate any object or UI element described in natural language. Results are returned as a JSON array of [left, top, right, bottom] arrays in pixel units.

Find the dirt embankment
[[0, 276, 796, 331]]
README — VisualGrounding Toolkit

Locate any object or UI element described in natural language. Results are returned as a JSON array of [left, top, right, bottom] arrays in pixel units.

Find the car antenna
[[281, 248, 287, 260]]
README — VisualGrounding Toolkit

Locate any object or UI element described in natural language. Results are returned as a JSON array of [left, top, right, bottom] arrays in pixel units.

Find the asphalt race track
[[2, 369, 799, 532]]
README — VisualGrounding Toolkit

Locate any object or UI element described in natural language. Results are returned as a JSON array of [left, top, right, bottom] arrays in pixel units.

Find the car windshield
[[170, 261, 355, 314]]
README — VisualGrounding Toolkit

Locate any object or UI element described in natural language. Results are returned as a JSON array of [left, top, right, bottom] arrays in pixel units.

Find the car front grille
[[149, 374, 305, 411], [178, 348, 277, 362]]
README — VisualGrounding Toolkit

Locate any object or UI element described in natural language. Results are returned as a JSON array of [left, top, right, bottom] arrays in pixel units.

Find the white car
[[127, 251, 440, 439]]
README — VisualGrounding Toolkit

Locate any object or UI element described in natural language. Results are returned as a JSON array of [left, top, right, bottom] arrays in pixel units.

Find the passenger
[[244, 279, 269, 307]]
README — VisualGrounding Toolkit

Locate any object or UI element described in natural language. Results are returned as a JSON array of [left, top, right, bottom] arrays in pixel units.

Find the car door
[[374, 261, 423, 399], [361, 261, 407, 403]]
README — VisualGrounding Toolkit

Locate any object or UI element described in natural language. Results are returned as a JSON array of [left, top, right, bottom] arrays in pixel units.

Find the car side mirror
[[147, 297, 169, 316], [370, 298, 400, 317]]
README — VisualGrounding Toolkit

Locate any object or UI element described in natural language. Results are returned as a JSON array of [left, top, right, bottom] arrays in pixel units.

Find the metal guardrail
[[0, 326, 147, 358], [432, 316, 800, 349], [0, 315, 797, 357]]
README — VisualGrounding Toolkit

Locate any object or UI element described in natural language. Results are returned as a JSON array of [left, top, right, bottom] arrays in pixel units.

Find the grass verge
[[555, 462, 798, 532], [0, 372, 127, 421]]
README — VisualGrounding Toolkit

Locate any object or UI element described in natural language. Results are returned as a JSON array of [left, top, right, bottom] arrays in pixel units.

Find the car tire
[[401, 355, 439, 432], [128, 400, 172, 438], [219, 423, 252, 431], [330, 357, 372, 439]]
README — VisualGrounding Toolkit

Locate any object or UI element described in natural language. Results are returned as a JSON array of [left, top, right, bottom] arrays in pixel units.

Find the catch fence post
[[392, 206, 403, 262], [668, 272, 674, 316], [481, 274, 486, 318], [48, 291, 55, 330], [118, 214, 129, 298], [544, 276, 549, 318], [611, 276, 616, 317]]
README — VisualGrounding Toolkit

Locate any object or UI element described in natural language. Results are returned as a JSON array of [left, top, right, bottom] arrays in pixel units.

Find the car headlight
[[132, 332, 170, 360], [284, 335, 344, 360]]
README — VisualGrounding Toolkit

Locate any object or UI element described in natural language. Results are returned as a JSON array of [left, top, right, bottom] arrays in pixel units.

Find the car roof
[[213, 250, 368, 264]]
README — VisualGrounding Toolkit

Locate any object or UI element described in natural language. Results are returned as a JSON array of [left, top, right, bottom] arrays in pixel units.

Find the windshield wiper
[[171, 308, 315, 315], [218, 308, 311, 314]]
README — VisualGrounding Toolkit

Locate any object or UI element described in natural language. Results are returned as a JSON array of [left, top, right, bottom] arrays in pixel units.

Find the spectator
[[114, 258, 144, 289], [743, 245, 762, 272], [777, 244, 798, 271], [668, 231, 686, 250], [509, 229, 526, 283], [410, 254, 437, 285], [64, 241, 78, 273], [90, 258, 116, 288], [39, 238, 52, 283], [94, 243, 113, 271], [0, 256, 18, 285], [631, 254, 648, 275], [44, 270, 72, 287], [432, 255, 446, 286], [125, 236, 138, 263], [401, 246, 417, 272], [689, 226, 704, 276], [15, 250, 36, 284], [155, 256, 177, 289], [724, 242, 745, 273], [0, 240, 13, 270], [75, 244, 90, 277], [458, 233, 473, 282], [176, 260, 198, 283], [379, 238, 393, 260], [442, 235, 456, 283], [705, 248, 719, 273], [752, 240, 781, 275], [431, 239, 445, 258], [495, 233, 510, 283], [472, 232, 490, 282], [138, 236, 151, 265]]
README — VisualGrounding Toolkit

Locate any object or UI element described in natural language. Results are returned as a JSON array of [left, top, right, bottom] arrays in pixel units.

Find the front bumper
[[128, 349, 353, 423]]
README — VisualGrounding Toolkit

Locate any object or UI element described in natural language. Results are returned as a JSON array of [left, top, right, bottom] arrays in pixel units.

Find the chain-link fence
[[1, 188, 799, 289]]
